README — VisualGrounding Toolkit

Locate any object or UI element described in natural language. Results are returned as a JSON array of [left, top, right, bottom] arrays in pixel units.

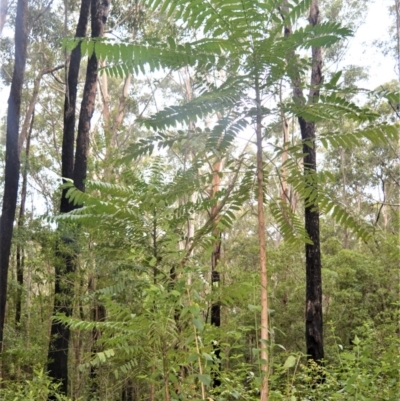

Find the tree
[[0, 0, 28, 352], [47, 0, 110, 394], [283, 0, 324, 363]]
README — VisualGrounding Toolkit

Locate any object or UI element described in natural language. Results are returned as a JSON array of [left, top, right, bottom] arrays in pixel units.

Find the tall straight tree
[[0, 0, 28, 352], [47, 0, 90, 392], [284, 0, 324, 362], [47, 0, 110, 394]]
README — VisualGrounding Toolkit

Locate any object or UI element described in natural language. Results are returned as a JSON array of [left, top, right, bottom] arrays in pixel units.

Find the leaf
[[202, 352, 213, 361], [248, 304, 262, 312], [192, 317, 204, 332], [198, 374, 211, 386], [283, 355, 297, 370], [187, 353, 199, 363]]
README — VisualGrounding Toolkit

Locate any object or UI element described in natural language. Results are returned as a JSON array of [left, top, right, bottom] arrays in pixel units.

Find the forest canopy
[[0, 0, 398, 400]]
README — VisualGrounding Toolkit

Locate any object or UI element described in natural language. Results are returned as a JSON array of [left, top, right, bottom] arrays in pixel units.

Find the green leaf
[[202, 352, 213, 361], [187, 353, 199, 363], [283, 355, 297, 370], [198, 374, 211, 386], [192, 317, 204, 332]]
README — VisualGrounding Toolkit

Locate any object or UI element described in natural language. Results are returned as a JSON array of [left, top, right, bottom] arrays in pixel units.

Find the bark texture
[[15, 110, 33, 328], [284, 0, 324, 362], [0, 0, 28, 352], [210, 158, 222, 388], [255, 75, 269, 401], [74, 0, 110, 191], [302, 1, 324, 363], [47, 0, 91, 393], [47, 0, 110, 394]]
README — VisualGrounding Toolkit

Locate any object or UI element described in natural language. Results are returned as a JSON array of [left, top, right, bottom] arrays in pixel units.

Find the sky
[[0, 0, 398, 119], [343, 0, 397, 88]]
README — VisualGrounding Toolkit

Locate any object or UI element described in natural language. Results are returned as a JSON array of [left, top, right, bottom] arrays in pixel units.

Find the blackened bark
[[283, 0, 324, 364], [47, 0, 110, 395], [0, 0, 28, 352], [301, 1, 324, 363], [211, 268, 221, 388], [47, 0, 91, 394], [61, 0, 91, 213], [210, 157, 222, 388], [74, 0, 110, 191], [15, 110, 33, 328], [298, 117, 324, 362], [211, 270, 221, 328]]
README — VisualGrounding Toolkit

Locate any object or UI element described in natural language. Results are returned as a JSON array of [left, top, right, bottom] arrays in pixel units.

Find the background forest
[[0, 0, 398, 400]]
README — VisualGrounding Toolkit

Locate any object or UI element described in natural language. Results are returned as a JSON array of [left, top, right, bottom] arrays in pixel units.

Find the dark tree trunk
[[61, 0, 91, 214], [15, 110, 33, 328], [0, 0, 28, 352], [283, 0, 324, 363], [298, 117, 324, 362], [301, 1, 324, 363], [47, 0, 91, 394], [47, 0, 109, 395], [210, 158, 222, 388], [73, 0, 110, 191]]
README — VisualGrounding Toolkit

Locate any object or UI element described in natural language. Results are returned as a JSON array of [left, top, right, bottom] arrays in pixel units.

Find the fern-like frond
[[287, 93, 379, 123], [287, 168, 373, 241], [319, 123, 399, 149], [270, 198, 312, 245], [139, 85, 243, 129]]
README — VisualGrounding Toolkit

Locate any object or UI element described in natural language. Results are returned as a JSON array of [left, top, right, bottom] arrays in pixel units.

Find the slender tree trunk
[[0, 0, 28, 353], [285, 0, 324, 363], [340, 148, 349, 248], [255, 74, 269, 401], [279, 83, 290, 205], [299, 116, 324, 362], [47, 0, 91, 394], [210, 157, 222, 388], [302, 0, 324, 363], [74, 0, 110, 190], [15, 110, 33, 328]]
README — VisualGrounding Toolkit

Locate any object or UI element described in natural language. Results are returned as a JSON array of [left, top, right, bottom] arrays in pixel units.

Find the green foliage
[[0, 369, 74, 401]]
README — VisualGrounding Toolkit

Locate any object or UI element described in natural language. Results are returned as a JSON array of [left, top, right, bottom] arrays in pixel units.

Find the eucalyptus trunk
[[255, 74, 269, 401], [15, 110, 33, 328], [0, 0, 28, 352]]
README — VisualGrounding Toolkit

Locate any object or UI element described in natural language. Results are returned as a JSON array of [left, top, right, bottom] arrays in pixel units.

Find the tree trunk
[[50, 0, 109, 393], [284, 0, 324, 363], [302, 0, 324, 363], [210, 157, 222, 388], [73, 0, 110, 191], [255, 75, 269, 401], [15, 110, 33, 328], [47, 0, 91, 394], [0, 0, 28, 353]]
